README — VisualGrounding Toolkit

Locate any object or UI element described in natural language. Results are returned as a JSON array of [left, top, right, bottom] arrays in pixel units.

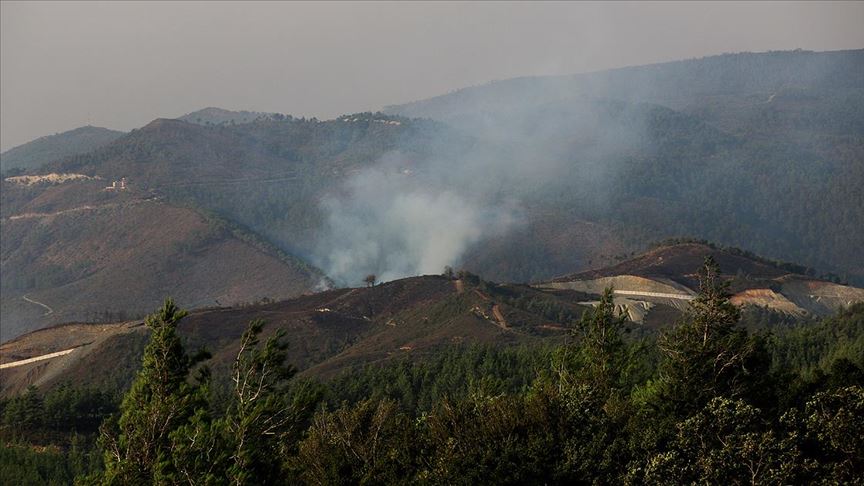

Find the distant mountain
[[23, 53, 863, 286], [4, 50, 862, 336], [385, 50, 864, 284], [0, 126, 124, 173], [177, 107, 282, 126], [385, 49, 864, 132]]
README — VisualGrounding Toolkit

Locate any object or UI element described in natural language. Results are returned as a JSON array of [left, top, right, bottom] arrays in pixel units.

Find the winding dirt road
[[22, 295, 54, 316]]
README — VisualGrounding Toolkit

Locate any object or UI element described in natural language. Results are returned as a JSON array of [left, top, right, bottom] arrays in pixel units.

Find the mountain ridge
[[177, 107, 282, 126], [1, 126, 125, 173], [2, 50, 861, 345], [384, 49, 864, 122]]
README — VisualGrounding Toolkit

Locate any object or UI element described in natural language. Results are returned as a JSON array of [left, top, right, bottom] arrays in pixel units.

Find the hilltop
[[0, 274, 586, 395], [0, 126, 124, 173], [177, 107, 282, 126]]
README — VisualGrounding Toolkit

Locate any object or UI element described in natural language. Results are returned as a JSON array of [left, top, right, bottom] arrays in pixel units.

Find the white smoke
[[318, 158, 518, 284], [312, 94, 650, 286]]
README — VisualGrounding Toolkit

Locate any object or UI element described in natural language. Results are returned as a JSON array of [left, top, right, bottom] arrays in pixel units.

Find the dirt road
[[491, 304, 508, 329], [3, 199, 152, 222], [612, 290, 694, 301], [22, 295, 53, 316], [0, 347, 75, 369]]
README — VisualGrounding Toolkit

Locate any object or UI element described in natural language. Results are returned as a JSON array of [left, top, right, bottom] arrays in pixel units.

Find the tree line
[[2, 257, 862, 484]]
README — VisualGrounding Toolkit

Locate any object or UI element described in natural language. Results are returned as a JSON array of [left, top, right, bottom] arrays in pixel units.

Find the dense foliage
[[2, 259, 863, 484], [0, 386, 116, 484]]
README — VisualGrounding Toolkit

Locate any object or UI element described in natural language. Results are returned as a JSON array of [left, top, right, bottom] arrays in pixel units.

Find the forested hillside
[[2, 259, 861, 484], [389, 49, 864, 284]]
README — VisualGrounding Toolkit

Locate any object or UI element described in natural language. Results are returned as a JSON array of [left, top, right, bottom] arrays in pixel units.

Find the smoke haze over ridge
[[3, 1, 863, 151], [2, 3, 862, 287], [310, 96, 653, 284]]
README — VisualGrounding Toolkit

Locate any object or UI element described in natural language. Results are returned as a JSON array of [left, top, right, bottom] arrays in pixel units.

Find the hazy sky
[[2, 1, 862, 151]]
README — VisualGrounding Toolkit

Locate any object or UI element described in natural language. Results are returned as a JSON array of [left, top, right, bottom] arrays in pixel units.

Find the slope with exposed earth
[[0, 275, 589, 396], [0, 175, 324, 342], [4, 243, 861, 397], [538, 243, 864, 323]]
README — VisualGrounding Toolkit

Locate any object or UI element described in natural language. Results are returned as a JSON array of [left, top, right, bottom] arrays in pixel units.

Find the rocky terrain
[[540, 242, 864, 323]]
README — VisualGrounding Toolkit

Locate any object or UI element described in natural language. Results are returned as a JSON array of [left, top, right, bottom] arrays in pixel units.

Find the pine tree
[[574, 287, 629, 397], [655, 257, 765, 417], [224, 320, 300, 484], [98, 299, 203, 484], [169, 320, 312, 485]]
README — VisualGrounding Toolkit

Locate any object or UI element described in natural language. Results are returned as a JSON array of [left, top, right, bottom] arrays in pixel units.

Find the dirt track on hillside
[[0, 347, 77, 369], [538, 275, 693, 297], [2, 199, 152, 222], [161, 173, 300, 188], [22, 295, 53, 316], [491, 305, 508, 329]]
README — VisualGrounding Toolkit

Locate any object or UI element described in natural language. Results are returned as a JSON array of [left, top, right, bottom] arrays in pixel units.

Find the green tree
[[572, 287, 630, 399], [224, 321, 305, 484], [654, 257, 767, 417], [98, 299, 203, 484], [2, 386, 44, 434], [170, 320, 314, 485], [296, 399, 416, 485], [802, 386, 864, 482], [640, 397, 808, 485]]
